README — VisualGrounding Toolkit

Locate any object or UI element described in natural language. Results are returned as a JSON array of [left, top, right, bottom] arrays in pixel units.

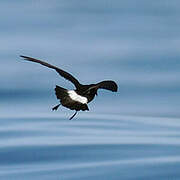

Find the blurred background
[[0, 1, 180, 180], [0, 0, 179, 117]]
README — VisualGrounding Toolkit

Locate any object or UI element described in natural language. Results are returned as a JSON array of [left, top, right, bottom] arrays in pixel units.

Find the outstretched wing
[[20, 55, 81, 88], [85, 80, 118, 93], [96, 80, 118, 92]]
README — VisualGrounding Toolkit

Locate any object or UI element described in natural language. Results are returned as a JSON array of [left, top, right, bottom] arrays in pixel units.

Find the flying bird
[[20, 55, 118, 120]]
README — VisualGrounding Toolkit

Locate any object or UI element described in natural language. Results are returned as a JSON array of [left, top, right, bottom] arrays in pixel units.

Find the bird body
[[20, 55, 118, 120], [54, 85, 89, 112]]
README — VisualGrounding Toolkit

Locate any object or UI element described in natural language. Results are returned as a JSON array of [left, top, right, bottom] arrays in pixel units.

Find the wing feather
[[97, 80, 118, 92], [20, 55, 81, 88], [85, 80, 118, 93]]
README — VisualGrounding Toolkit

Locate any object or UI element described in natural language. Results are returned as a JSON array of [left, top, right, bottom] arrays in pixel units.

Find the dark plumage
[[20, 55, 118, 120]]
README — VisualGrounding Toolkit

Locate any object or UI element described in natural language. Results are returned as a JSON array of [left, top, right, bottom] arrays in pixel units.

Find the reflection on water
[[0, 115, 180, 180]]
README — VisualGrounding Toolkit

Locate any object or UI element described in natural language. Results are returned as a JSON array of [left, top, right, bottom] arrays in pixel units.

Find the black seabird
[[20, 56, 118, 120]]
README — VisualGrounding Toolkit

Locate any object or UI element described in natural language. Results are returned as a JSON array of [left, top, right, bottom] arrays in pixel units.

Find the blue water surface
[[0, 0, 180, 179]]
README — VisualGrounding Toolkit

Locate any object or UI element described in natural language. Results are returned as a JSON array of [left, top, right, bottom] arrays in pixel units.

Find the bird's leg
[[52, 104, 61, 111], [69, 111, 78, 120]]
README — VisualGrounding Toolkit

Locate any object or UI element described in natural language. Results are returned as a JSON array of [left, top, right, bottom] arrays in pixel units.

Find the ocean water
[[0, 0, 180, 179], [0, 115, 180, 180]]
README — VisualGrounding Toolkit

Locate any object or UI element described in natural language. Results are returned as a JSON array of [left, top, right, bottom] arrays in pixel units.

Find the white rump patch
[[68, 90, 88, 104]]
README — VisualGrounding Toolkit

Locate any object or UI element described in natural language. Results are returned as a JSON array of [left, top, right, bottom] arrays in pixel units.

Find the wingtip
[[20, 55, 27, 59], [113, 88, 118, 92], [113, 82, 118, 92]]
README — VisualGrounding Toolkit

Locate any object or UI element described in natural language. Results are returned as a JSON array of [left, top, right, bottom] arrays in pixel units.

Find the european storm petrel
[[20, 56, 118, 120]]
